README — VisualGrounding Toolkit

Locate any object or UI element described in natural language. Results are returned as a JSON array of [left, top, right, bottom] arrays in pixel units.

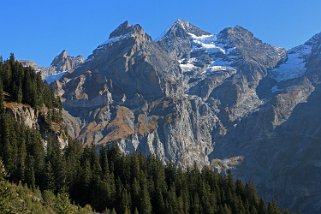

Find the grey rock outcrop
[[51, 50, 84, 72], [4, 102, 69, 149], [20, 50, 84, 79]]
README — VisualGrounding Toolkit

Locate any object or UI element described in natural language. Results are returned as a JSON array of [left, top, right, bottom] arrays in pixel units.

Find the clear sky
[[1, 0, 321, 66]]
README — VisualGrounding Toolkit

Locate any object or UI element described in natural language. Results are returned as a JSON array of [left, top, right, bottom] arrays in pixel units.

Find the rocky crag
[[19, 50, 84, 82]]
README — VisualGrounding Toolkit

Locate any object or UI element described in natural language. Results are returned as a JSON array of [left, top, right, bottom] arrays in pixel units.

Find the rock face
[[4, 102, 69, 148], [20, 50, 84, 81], [56, 20, 321, 213]]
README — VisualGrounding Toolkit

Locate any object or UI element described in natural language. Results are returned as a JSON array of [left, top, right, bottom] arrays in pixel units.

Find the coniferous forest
[[0, 56, 291, 213]]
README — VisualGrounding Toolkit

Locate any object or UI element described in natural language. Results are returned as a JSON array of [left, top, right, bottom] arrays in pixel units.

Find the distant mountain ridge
[[19, 50, 84, 83]]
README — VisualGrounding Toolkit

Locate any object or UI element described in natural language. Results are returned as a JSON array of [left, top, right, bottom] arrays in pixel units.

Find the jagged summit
[[109, 21, 131, 38], [108, 21, 150, 40], [61, 49, 68, 58], [164, 19, 210, 39], [93, 21, 152, 49], [51, 49, 68, 66], [174, 19, 196, 32], [50, 49, 84, 72], [217, 25, 254, 42], [157, 19, 211, 59]]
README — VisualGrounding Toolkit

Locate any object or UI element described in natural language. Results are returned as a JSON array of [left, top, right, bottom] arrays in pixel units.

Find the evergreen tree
[[0, 80, 4, 114], [140, 184, 152, 214], [44, 161, 55, 191]]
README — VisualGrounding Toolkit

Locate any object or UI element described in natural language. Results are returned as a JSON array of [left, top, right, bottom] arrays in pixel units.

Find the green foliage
[[0, 160, 94, 214], [0, 134, 291, 214], [0, 54, 62, 121]]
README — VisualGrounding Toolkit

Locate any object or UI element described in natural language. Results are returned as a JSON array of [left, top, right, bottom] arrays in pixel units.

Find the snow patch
[[176, 19, 190, 30], [207, 65, 236, 72], [180, 62, 196, 72], [188, 33, 226, 54], [103, 33, 131, 45], [271, 44, 312, 82], [44, 71, 67, 84], [271, 85, 283, 93], [202, 58, 236, 74]]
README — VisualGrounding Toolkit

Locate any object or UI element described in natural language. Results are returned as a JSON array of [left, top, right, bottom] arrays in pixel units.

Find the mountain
[[0, 55, 288, 213], [20, 50, 84, 83], [52, 20, 321, 213], [212, 32, 321, 213]]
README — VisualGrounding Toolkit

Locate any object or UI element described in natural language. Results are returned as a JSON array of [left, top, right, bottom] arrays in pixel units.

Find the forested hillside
[[0, 160, 94, 213], [0, 57, 290, 213], [0, 54, 61, 109]]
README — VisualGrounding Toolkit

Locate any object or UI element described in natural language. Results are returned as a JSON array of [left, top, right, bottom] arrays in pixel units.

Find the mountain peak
[[50, 49, 83, 72], [305, 32, 321, 46], [165, 19, 210, 38], [109, 21, 131, 38], [174, 19, 192, 30], [218, 25, 254, 40], [60, 49, 68, 58], [109, 21, 148, 39], [51, 50, 68, 66]]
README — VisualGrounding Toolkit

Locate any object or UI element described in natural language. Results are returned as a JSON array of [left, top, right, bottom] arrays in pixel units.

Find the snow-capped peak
[[175, 19, 192, 30], [161, 19, 211, 39]]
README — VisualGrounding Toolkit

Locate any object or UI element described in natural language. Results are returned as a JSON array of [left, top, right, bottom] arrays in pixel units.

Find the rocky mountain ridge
[[19, 50, 84, 83], [52, 20, 321, 213]]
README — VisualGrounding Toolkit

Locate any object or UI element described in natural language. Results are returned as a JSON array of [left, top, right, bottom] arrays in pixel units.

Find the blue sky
[[1, 0, 321, 65]]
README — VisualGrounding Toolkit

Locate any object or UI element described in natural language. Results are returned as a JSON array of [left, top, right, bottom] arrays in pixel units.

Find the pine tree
[[0, 80, 4, 114], [15, 139, 26, 182], [44, 161, 55, 191], [55, 193, 73, 214], [100, 146, 110, 178], [140, 184, 152, 214], [155, 188, 165, 214], [267, 200, 281, 214], [25, 156, 36, 189]]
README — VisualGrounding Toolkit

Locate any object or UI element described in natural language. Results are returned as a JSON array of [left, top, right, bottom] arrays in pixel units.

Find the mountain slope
[[212, 31, 321, 213]]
